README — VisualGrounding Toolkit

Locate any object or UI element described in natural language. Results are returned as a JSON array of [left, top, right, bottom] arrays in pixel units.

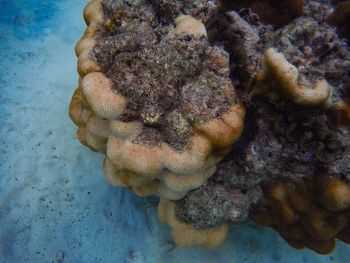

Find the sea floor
[[0, 0, 349, 262]]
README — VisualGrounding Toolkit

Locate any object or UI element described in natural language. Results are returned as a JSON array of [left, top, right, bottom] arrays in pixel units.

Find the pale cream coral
[[161, 167, 216, 193], [77, 49, 101, 77], [75, 37, 96, 57], [75, 0, 104, 77], [86, 115, 111, 141], [83, 0, 104, 25], [157, 167, 216, 200], [109, 120, 142, 139], [86, 131, 106, 152], [77, 127, 91, 150], [81, 72, 127, 120], [69, 88, 86, 127], [173, 15, 207, 38], [102, 103, 244, 199], [195, 104, 245, 148], [103, 158, 126, 187], [82, 0, 104, 38], [251, 48, 333, 107], [158, 198, 229, 248]]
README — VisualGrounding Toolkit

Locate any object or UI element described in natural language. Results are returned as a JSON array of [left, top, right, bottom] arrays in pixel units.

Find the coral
[[172, 0, 350, 252], [327, 1, 350, 42], [268, 16, 350, 102], [158, 198, 229, 248], [173, 15, 207, 37], [329, 101, 350, 129], [251, 48, 333, 107], [75, 0, 104, 76], [70, 0, 245, 204], [150, 0, 216, 24], [250, 176, 350, 254], [315, 174, 350, 211], [217, 0, 305, 28], [175, 97, 350, 245], [70, 0, 350, 254], [175, 182, 262, 229], [207, 9, 270, 89], [209, 3, 350, 104], [249, 16, 350, 107]]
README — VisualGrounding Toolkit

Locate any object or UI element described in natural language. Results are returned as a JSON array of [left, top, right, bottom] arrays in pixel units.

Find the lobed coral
[[250, 176, 350, 254], [173, 0, 350, 253], [251, 47, 333, 107], [70, 0, 245, 201], [69, 0, 350, 254], [158, 198, 229, 248]]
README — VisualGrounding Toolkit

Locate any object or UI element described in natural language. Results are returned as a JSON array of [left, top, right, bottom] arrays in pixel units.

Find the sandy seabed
[[0, 0, 350, 262]]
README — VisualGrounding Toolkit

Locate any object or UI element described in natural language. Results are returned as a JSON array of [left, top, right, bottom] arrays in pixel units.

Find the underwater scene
[[1, 0, 350, 262]]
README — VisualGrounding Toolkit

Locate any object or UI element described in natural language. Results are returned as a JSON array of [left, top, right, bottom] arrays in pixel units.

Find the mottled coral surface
[[91, 0, 236, 150], [72, 0, 350, 254], [4, 0, 350, 262], [173, 0, 350, 253]]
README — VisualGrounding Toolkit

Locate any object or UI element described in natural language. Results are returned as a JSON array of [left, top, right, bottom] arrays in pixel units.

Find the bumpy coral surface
[[250, 176, 350, 254], [71, 0, 245, 203], [69, 0, 350, 254], [174, 0, 350, 254], [92, 1, 237, 150]]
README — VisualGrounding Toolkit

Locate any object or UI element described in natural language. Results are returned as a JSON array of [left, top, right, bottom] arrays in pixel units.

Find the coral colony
[[69, 0, 350, 254]]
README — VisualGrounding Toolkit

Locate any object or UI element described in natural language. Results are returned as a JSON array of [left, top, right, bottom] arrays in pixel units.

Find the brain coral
[[69, 0, 350, 254]]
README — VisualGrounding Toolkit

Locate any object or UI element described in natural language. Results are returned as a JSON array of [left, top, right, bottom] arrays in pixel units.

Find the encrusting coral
[[69, 0, 350, 254]]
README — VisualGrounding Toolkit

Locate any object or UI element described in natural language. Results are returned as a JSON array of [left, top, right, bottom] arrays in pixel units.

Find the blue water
[[0, 0, 349, 262]]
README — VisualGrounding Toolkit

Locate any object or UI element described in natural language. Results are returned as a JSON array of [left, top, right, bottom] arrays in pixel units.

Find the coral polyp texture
[[70, 0, 245, 201], [69, 0, 350, 254]]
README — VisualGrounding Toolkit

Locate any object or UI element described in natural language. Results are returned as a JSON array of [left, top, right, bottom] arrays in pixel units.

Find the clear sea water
[[0, 0, 349, 262]]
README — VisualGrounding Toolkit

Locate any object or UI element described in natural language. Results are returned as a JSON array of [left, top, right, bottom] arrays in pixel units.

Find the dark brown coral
[[327, 1, 350, 42], [217, 0, 305, 28], [250, 176, 350, 254], [150, 0, 216, 23]]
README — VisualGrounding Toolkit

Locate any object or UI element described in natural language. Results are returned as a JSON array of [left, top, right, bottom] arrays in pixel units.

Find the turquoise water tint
[[0, 0, 349, 262]]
